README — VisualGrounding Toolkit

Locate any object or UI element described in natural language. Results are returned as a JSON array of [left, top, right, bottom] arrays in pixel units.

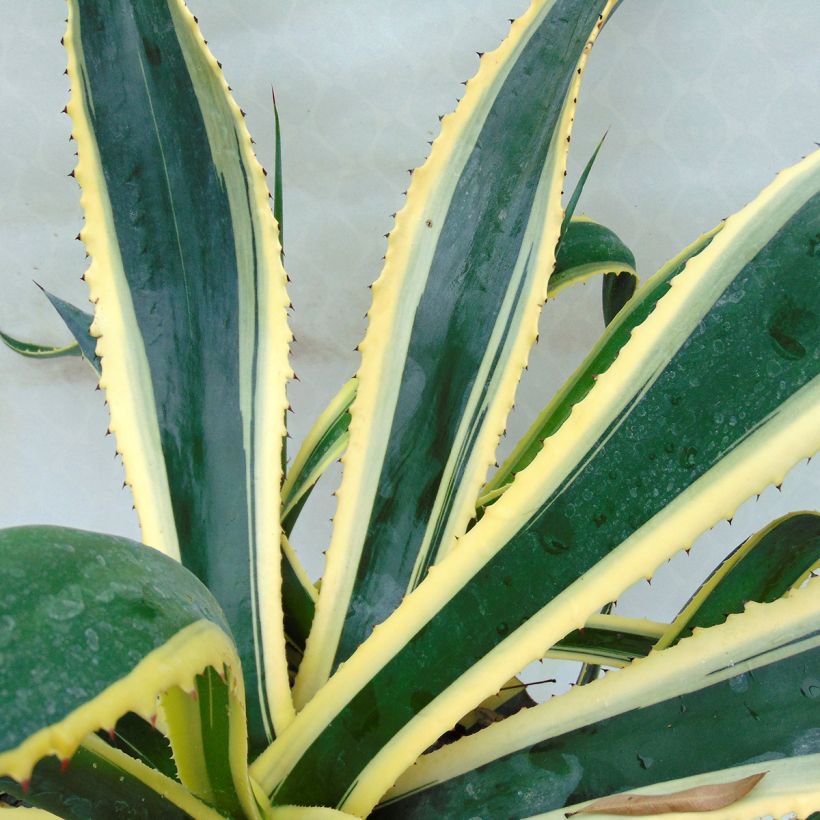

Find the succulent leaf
[[64, 0, 293, 748], [296, 0, 618, 704]]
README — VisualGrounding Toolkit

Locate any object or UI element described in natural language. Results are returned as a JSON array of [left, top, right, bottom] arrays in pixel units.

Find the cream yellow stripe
[[548, 261, 638, 296], [294, 0, 566, 708], [0, 620, 240, 784], [385, 583, 818, 800], [584, 613, 667, 638], [529, 753, 820, 820], [267, 809, 359, 820], [66, 1, 179, 561], [168, 0, 295, 735], [281, 534, 319, 603]]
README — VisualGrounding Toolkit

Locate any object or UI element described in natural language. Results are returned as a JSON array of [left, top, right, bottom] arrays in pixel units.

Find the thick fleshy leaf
[[0, 526, 259, 818], [65, 0, 293, 748], [479, 221, 722, 508], [657, 509, 820, 648], [252, 148, 820, 814], [377, 585, 818, 818], [295, 0, 618, 704]]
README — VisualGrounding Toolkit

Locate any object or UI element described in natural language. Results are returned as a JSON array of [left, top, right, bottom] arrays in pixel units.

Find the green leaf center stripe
[[303, 0, 611, 697], [405, 247, 534, 588], [71, 0, 292, 751], [253, 150, 820, 814], [168, 0, 295, 742]]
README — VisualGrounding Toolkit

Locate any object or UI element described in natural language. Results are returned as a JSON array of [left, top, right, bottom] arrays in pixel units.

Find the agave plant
[[2, 0, 819, 818]]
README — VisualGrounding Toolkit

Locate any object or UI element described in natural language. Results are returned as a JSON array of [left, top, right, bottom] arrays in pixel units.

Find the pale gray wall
[[1, 2, 818, 700]]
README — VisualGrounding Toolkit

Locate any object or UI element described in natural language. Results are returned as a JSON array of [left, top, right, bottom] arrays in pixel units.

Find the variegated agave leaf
[[253, 144, 820, 815]]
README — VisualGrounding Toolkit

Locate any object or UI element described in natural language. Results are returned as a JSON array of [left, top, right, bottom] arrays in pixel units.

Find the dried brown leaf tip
[[565, 770, 766, 816]]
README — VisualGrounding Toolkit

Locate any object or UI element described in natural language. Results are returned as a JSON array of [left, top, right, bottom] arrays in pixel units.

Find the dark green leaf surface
[[374, 642, 819, 819], [104, 713, 177, 780], [330, 0, 610, 670], [269, 179, 820, 808], [602, 269, 637, 325], [0, 525, 229, 758], [194, 667, 242, 817], [281, 550, 316, 655]]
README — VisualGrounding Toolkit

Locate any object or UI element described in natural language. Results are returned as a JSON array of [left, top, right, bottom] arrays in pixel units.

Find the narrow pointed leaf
[[560, 134, 606, 236], [377, 586, 818, 818], [271, 89, 284, 254], [297, 0, 617, 703], [253, 148, 820, 814], [0, 292, 96, 372], [0, 525, 260, 819], [65, 0, 293, 749]]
